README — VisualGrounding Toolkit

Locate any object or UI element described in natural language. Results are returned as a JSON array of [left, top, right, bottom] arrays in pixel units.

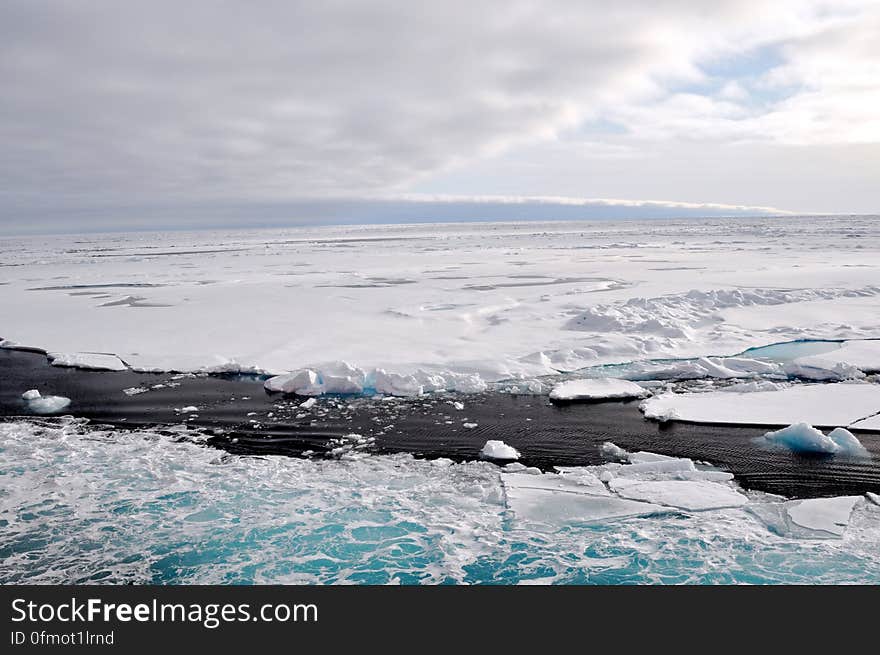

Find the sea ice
[[786, 496, 862, 537], [264, 369, 322, 395], [600, 441, 628, 460], [641, 383, 880, 427], [503, 476, 665, 526], [47, 352, 128, 371], [794, 340, 880, 374], [23, 390, 71, 414], [371, 369, 423, 397], [480, 440, 520, 460], [850, 413, 880, 431], [549, 378, 648, 401], [608, 479, 749, 511]]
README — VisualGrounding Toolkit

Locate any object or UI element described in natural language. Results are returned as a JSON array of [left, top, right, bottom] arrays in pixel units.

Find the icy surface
[[795, 340, 880, 373], [762, 423, 869, 456], [2, 419, 879, 584], [22, 392, 72, 414], [549, 378, 648, 401], [3, 217, 880, 379], [786, 497, 862, 537], [851, 414, 880, 431], [47, 352, 128, 371], [608, 479, 748, 511], [641, 384, 880, 427], [480, 440, 520, 460]]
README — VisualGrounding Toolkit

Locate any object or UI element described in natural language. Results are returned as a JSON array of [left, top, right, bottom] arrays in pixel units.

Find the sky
[[1, 0, 878, 234]]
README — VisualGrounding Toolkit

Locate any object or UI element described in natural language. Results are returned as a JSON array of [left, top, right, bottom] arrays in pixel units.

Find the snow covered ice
[[641, 383, 880, 428], [19, 389, 71, 414], [3, 217, 880, 385], [481, 440, 520, 460], [549, 378, 648, 401]]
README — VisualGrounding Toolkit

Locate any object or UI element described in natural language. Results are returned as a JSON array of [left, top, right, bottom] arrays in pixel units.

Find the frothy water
[[2, 418, 879, 584]]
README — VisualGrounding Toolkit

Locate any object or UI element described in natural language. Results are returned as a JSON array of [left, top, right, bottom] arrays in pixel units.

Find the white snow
[[641, 383, 880, 428], [549, 378, 648, 401], [264, 369, 322, 395], [719, 380, 783, 393], [47, 352, 128, 371], [786, 496, 862, 537], [794, 340, 880, 373], [480, 440, 520, 460], [371, 369, 423, 397], [4, 217, 880, 383], [850, 413, 880, 431]]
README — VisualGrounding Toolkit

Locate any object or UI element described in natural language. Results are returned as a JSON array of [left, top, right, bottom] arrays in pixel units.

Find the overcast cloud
[[1, 0, 878, 233]]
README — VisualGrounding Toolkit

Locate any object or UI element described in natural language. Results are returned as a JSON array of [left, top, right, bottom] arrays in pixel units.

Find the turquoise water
[[2, 418, 879, 585], [738, 339, 844, 362]]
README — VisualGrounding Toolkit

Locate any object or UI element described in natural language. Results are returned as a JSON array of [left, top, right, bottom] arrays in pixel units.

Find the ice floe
[[549, 378, 648, 401], [480, 440, 520, 460], [850, 413, 880, 431], [794, 339, 880, 374], [47, 352, 128, 371], [608, 479, 748, 511], [641, 383, 880, 427], [5, 219, 880, 384], [20, 389, 71, 414], [762, 423, 868, 456]]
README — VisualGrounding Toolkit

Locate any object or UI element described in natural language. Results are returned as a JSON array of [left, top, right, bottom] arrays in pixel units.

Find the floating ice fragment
[[640, 384, 880, 427], [786, 496, 861, 536], [299, 398, 316, 409], [549, 378, 648, 401], [600, 441, 628, 460], [21, 389, 41, 400], [608, 479, 748, 511], [463, 422, 478, 429], [480, 440, 520, 460], [123, 386, 148, 396], [763, 423, 868, 456], [27, 394, 71, 414], [48, 352, 128, 371], [264, 369, 321, 395]]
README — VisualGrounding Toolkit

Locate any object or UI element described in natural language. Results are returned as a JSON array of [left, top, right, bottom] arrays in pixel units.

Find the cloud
[[0, 0, 877, 229]]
